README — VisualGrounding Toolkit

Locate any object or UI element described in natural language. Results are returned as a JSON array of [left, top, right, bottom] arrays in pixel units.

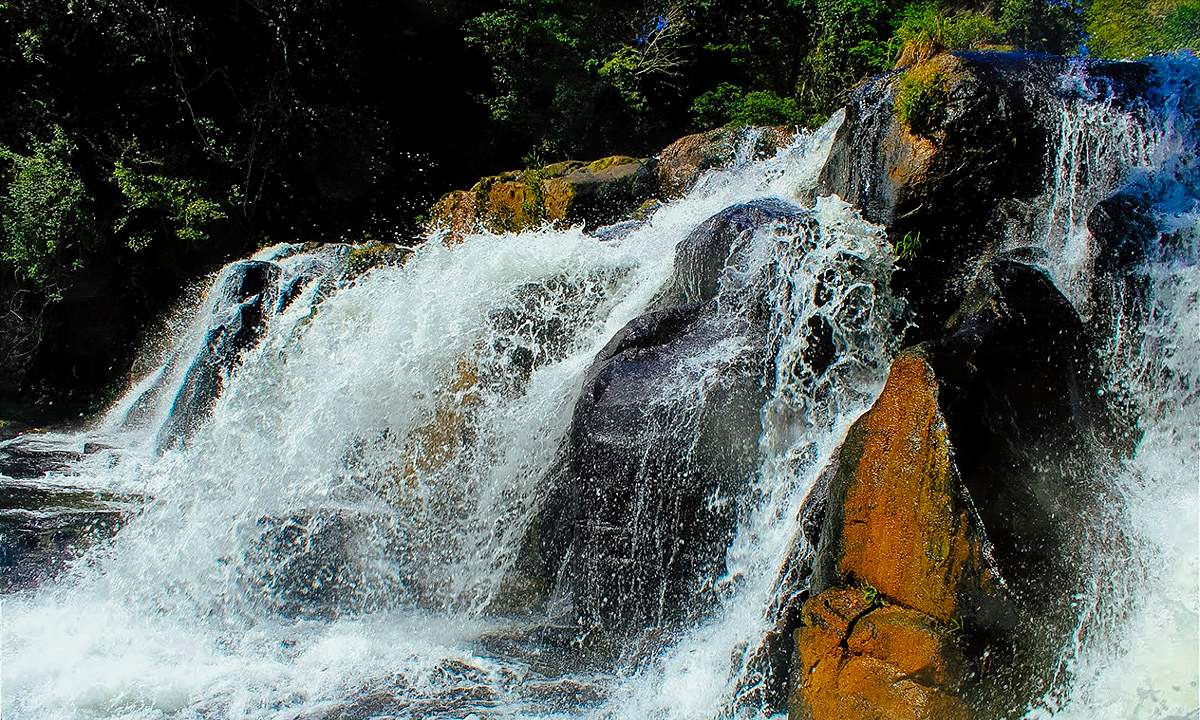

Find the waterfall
[[2, 55, 1197, 720], [1018, 55, 1200, 720]]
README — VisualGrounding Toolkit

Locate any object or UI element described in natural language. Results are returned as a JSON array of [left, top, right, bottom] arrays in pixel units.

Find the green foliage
[[895, 63, 950, 137], [0, 127, 95, 292], [858, 579, 888, 606], [732, 91, 803, 126], [690, 83, 803, 128], [893, 230, 924, 260], [804, 0, 904, 114], [598, 44, 656, 113], [999, 0, 1084, 54], [690, 83, 747, 127], [1086, 0, 1200, 58], [112, 149, 227, 250], [894, 2, 1000, 66]]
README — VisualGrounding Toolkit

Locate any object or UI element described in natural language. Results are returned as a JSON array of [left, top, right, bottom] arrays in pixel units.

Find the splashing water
[[3, 56, 1198, 720], [1020, 55, 1200, 720], [2, 116, 871, 720]]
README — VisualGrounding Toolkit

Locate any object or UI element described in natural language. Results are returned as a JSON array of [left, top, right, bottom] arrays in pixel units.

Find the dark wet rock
[[657, 199, 804, 306], [1089, 190, 1160, 276], [921, 261, 1125, 618], [817, 52, 1152, 340], [0, 437, 82, 479], [0, 480, 133, 591], [156, 260, 281, 451], [526, 200, 811, 639]]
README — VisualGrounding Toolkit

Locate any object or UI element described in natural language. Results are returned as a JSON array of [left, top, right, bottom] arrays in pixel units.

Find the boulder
[[807, 351, 994, 622], [426, 156, 656, 240], [529, 200, 808, 638], [817, 52, 1055, 336], [156, 260, 281, 451], [792, 260, 1115, 719], [541, 156, 657, 228], [656, 125, 797, 197], [817, 52, 1156, 340]]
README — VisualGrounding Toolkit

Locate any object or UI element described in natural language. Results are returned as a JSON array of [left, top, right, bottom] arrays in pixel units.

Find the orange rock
[[656, 126, 796, 197], [427, 190, 477, 246], [791, 595, 968, 720], [790, 349, 995, 720], [836, 351, 985, 622], [846, 605, 960, 686]]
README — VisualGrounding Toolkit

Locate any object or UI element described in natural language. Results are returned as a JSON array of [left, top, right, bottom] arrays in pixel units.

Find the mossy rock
[[345, 241, 411, 278], [425, 155, 656, 235], [894, 60, 953, 138]]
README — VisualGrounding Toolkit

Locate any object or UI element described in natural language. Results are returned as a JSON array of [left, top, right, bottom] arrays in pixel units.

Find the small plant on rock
[[894, 230, 924, 260], [858, 579, 888, 607]]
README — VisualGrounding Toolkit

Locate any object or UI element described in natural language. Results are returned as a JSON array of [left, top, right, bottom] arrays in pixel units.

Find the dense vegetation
[[0, 0, 1196, 416]]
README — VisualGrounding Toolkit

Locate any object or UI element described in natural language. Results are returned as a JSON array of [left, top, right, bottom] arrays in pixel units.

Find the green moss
[[541, 160, 581, 178], [346, 241, 408, 277], [585, 155, 637, 173], [894, 63, 950, 137]]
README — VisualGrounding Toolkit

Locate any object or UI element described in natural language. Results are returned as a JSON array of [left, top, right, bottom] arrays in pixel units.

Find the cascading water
[[2, 55, 1197, 720], [1017, 56, 1200, 720]]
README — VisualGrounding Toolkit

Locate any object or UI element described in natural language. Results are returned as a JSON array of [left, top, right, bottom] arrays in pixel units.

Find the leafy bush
[[112, 148, 227, 251], [730, 90, 803, 126], [0, 127, 95, 292], [690, 83, 747, 128], [999, 0, 1084, 54], [804, 0, 902, 115], [1087, 0, 1200, 58], [690, 84, 803, 128], [894, 62, 950, 136], [894, 2, 1000, 66]]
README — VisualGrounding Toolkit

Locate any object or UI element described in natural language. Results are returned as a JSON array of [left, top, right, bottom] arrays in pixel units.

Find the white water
[[3, 56, 1199, 720], [2, 118, 873, 720], [1021, 56, 1200, 720]]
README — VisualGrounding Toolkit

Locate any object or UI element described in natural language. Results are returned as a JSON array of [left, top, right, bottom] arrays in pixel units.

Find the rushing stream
[[2, 57, 1197, 720]]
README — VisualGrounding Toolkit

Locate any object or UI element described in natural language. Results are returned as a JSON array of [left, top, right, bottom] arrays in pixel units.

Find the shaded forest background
[[1, 0, 1197, 419]]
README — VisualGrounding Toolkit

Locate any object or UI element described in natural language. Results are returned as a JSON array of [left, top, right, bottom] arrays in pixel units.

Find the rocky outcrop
[[656, 125, 797, 197], [817, 52, 1151, 338], [791, 259, 1115, 719], [818, 53, 1051, 335], [426, 125, 798, 241], [530, 200, 805, 637], [426, 157, 656, 240], [790, 351, 982, 720]]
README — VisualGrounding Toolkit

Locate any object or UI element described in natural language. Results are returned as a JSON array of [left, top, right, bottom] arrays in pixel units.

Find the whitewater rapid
[[2, 56, 1198, 720]]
